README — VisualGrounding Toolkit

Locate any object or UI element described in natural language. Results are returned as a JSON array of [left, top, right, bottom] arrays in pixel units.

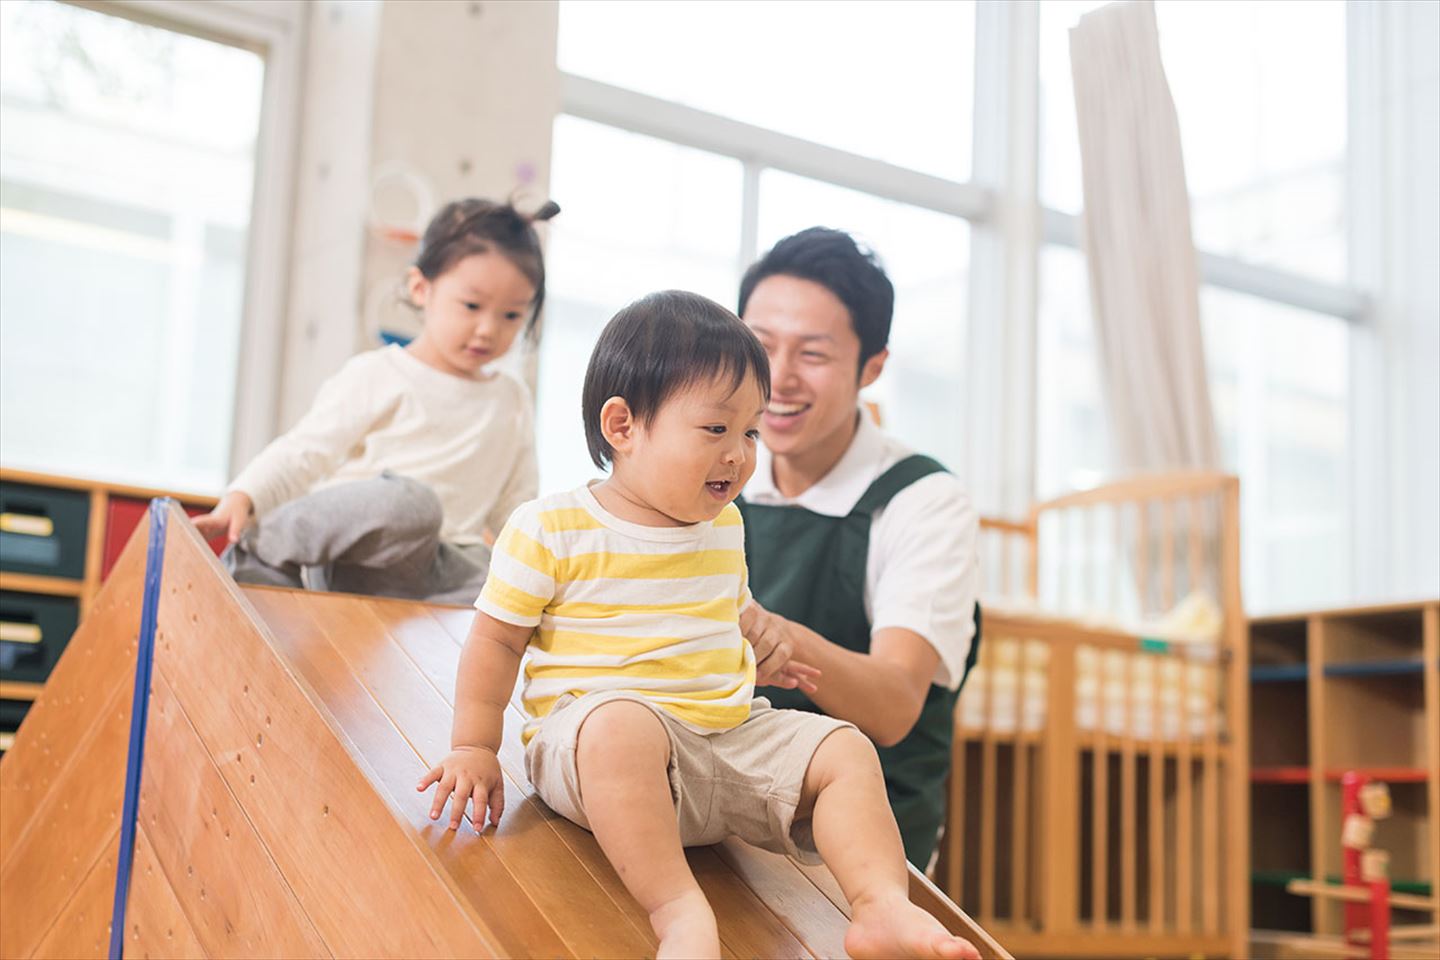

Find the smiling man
[[736, 227, 979, 869]]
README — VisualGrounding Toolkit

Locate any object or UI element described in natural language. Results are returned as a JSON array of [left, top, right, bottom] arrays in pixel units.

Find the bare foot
[[845, 894, 981, 960], [650, 888, 720, 960]]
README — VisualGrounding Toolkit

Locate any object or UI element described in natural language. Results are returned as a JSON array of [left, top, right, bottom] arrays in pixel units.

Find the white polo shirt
[[743, 413, 979, 690]]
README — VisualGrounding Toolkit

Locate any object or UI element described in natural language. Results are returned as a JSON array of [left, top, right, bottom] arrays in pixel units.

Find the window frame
[[553, 0, 1379, 608], [84, 0, 307, 484]]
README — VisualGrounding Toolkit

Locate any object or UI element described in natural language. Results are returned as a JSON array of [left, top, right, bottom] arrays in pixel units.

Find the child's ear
[[600, 396, 636, 455], [406, 266, 429, 309]]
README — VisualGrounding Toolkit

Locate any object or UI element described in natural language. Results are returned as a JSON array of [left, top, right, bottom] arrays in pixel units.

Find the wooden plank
[[1013, 700, 1030, 924], [690, 845, 811, 959], [977, 613, 1149, 652], [1148, 656, 1165, 934], [1286, 879, 1437, 911], [1220, 477, 1249, 959], [139, 671, 330, 957], [946, 728, 966, 904], [980, 642, 998, 922], [81, 487, 107, 616], [1187, 495, 1204, 600], [0, 679, 44, 701], [987, 924, 1227, 958], [297, 591, 656, 959], [123, 825, 208, 960], [1425, 603, 1440, 929], [1176, 670, 1193, 934], [1136, 502, 1151, 614], [1201, 659, 1220, 934], [1250, 597, 1440, 625], [794, 859, 852, 919], [909, 865, 1014, 960], [1036, 470, 1235, 514], [154, 510, 497, 957], [362, 595, 663, 956], [242, 589, 570, 959], [1308, 616, 1331, 936], [1160, 499, 1175, 610], [1, 524, 144, 857], [1039, 642, 1078, 934], [0, 571, 84, 597], [715, 838, 850, 959], [29, 826, 118, 960], [1121, 653, 1138, 932], [1091, 720, 1108, 926], [0, 676, 131, 958], [0, 465, 219, 506], [0, 680, 129, 863], [1112, 504, 1124, 612]]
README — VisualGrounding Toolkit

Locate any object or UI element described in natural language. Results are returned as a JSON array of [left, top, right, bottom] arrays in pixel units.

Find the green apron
[[739, 454, 980, 867]]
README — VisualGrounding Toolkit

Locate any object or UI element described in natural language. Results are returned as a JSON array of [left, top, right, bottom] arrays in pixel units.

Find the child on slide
[[194, 198, 557, 604], [419, 291, 980, 959]]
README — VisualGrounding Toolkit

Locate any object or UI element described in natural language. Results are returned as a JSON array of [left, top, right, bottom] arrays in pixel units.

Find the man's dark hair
[[737, 227, 895, 373], [582, 290, 772, 468]]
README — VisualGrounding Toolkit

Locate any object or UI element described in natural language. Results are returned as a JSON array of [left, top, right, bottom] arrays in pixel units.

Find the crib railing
[[950, 472, 1248, 958]]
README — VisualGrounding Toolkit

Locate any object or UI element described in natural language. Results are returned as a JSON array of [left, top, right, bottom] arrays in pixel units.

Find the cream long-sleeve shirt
[[229, 345, 537, 545]]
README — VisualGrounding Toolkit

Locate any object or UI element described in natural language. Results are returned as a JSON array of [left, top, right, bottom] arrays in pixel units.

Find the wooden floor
[[0, 502, 1007, 959]]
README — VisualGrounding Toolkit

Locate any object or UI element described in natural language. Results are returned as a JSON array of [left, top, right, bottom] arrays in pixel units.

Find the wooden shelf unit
[[1248, 599, 1440, 937], [0, 467, 220, 710]]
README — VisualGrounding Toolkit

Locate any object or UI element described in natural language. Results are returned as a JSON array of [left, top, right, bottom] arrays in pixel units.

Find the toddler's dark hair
[[413, 197, 560, 337], [737, 226, 894, 374], [582, 291, 771, 469]]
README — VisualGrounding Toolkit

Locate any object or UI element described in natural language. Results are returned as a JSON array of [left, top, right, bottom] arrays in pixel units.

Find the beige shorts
[[524, 691, 855, 864]]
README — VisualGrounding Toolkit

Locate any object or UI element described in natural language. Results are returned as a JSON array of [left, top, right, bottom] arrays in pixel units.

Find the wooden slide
[[0, 501, 1008, 959]]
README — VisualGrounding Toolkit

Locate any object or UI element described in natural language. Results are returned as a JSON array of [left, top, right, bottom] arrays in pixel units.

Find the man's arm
[[741, 471, 978, 747], [800, 620, 939, 747], [744, 603, 937, 747]]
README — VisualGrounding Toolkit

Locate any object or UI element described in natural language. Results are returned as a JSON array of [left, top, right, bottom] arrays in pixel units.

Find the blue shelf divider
[[1250, 663, 1308, 682], [1323, 659, 1428, 679]]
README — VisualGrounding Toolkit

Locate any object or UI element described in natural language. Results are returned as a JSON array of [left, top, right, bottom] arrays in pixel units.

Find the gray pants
[[223, 474, 490, 606]]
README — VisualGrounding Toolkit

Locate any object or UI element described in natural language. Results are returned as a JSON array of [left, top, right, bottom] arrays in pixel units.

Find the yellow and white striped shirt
[[476, 484, 756, 744]]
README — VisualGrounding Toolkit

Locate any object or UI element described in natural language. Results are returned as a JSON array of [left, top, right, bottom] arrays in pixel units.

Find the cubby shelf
[[1324, 659, 1431, 678], [1250, 659, 1437, 682], [1252, 766, 1430, 785], [1251, 767, 1310, 784], [1247, 598, 1439, 939], [1252, 871, 1434, 897]]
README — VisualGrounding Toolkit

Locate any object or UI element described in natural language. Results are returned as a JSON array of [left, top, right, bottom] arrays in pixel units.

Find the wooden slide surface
[[0, 501, 1008, 959]]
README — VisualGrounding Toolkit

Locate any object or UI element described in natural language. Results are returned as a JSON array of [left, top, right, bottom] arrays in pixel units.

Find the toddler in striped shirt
[[420, 291, 979, 960]]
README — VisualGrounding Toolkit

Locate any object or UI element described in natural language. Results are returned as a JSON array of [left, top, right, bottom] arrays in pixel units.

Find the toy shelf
[[1247, 599, 1439, 939]]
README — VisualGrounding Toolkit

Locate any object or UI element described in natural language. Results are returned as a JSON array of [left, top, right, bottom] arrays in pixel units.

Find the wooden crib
[[939, 472, 1249, 958]]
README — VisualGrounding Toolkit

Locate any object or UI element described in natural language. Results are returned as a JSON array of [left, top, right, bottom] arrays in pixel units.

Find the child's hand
[[194, 491, 254, 544], [417, 745, 506, 831], [743, 603, 821, 695]]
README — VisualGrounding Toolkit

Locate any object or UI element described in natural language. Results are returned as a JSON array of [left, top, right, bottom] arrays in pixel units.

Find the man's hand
[[417, 745, 506, 831], [741, 602, 821, 694], [193, 491, 254, 544]]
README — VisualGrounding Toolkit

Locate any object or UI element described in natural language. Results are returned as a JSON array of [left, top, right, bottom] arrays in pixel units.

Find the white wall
[[274, 0, 559, 433], [1351, 0, 1440, 602], [1387, 0, 1440, 599]]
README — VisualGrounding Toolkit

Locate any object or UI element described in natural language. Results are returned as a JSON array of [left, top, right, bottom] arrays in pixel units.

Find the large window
[[549, 1, 1396, 612], [1040, 0, 1348, 281], [0, 0, 265, 491], [542, 0, 977, 494], [539, 117, 744, 492], [1035, 0, 1357, 610], [557, 0, 975, 182]]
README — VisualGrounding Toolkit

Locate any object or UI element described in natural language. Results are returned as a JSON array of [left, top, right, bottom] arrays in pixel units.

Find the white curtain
[[1070, 0, 1220, 471]]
